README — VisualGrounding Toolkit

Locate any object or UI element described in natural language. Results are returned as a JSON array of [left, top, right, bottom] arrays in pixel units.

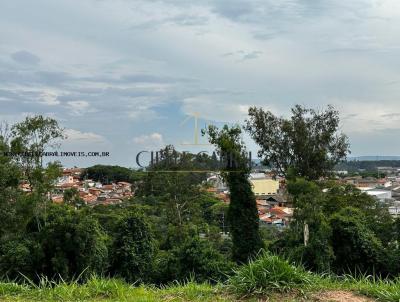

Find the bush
[[227, 252, 314, 294], [0, 205, 109, 282], [330, 207, 388, 275], [153, 237, 235, 284], [0, 237, 43, 280]]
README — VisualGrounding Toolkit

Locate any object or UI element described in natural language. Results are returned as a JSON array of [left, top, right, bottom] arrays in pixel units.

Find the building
[[365, 189, 392, 202], [249, 173, 280, 196], [206, 174, 228, 193]]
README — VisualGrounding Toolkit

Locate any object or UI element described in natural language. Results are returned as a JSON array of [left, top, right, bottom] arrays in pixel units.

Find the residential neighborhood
[[27, 164, 400, 228], [19, 168, 134, 206]]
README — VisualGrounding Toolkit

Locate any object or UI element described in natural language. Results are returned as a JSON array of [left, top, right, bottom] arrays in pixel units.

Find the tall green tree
[[0, 122, 25, 236], [110, 212, 155, 283], [245, 105, 350, 180], [204, 125, 263, 263], [135, 146, 219, 244], [10, 115, 64, 193]]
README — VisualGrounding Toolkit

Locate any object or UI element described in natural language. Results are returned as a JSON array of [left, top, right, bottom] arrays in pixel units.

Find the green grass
[[1, 254, 400, 301], [339, 274, 400, 301], [226, 252, 400, 301], [0, 278, 229, 302]]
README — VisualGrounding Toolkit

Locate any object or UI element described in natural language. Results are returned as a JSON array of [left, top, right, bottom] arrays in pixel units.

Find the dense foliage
[[245, 105, 350, 180], [81, 165, 138, 184], [273, 179, 399, 276], [0, 205, 108, 281]]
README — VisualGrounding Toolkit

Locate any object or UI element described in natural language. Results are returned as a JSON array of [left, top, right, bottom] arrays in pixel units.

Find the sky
[[2, 0, 400, 167]]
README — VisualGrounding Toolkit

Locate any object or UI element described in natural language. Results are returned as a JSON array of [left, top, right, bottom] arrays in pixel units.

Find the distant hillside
[[336, 159, 400, 172], [348, 156, 400, 161]]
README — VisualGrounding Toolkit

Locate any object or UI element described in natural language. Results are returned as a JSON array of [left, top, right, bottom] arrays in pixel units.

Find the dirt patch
[[313, 290, 375, 302]]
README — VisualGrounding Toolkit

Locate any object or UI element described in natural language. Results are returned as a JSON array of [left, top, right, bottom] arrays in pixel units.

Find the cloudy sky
[[2, 0, 400, 167]]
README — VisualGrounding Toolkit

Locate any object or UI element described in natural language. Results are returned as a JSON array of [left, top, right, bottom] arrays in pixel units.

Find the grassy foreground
[[1, 253, 400, 301]]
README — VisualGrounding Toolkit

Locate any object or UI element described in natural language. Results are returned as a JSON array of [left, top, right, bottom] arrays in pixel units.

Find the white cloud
[[38, 91, 60, 106], [64, 128, 105, 143], [128, 106, 159, 121], [182, 96, 278, 124], [338, 100, 400, 134], [66, 100, 90, 116], [133, 132, 164, 148]]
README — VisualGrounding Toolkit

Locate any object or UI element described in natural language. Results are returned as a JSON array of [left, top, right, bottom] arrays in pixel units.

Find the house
[[63, 168, 83, 177], [389, 205, 400, 217], [19, 182, 31, 192], [52, 195, 63, 204], [259, 206, 293, 227], [117, 181, 132, 189], [57, 175, 75, 185], [82, 194, 97, 204], [264, 195, 288, 207], [256, 199, 270, 209], [101, 184, 115, 192], [88, 188, 102, 196], [103, 198, 123, 205], [84, 179, 96, 188], [57, 182, 79, 190]]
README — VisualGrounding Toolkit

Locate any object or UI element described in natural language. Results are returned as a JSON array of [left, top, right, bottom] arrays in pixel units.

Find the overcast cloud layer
[[2, 0, 400, 166]]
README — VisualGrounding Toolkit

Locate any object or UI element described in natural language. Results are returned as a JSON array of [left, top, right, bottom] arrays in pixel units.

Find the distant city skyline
[[2, 0, 400, 167]]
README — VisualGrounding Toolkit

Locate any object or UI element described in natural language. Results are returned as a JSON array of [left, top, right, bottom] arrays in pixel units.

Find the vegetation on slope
[[1, 253, 400, 301]]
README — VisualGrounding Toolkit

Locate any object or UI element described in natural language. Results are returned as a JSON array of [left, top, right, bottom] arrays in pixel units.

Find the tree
[[276, 178, 334, 272], [245, 105, 350, 180], [135, 146, 219, 245], [276, 178, 395, 274], [10, 115, 64, 193], [63, 188, 84, 208], [204, 125, 263, 263], [37, 205, 109, 281], [82, 165, 139, 184], [110, 212, 155, 283], [0, 125, 24, 236]]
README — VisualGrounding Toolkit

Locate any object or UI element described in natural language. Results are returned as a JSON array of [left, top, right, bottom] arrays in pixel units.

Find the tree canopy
[[245, 105, 350, 180]]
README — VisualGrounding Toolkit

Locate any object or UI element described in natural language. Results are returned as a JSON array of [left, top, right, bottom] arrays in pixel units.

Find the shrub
[[227, 252, 314, 294], [0, 205, 109, 282], [0, 237, 43, 280], [154, 237, 235, 284], [330, 207, 388, 275]]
